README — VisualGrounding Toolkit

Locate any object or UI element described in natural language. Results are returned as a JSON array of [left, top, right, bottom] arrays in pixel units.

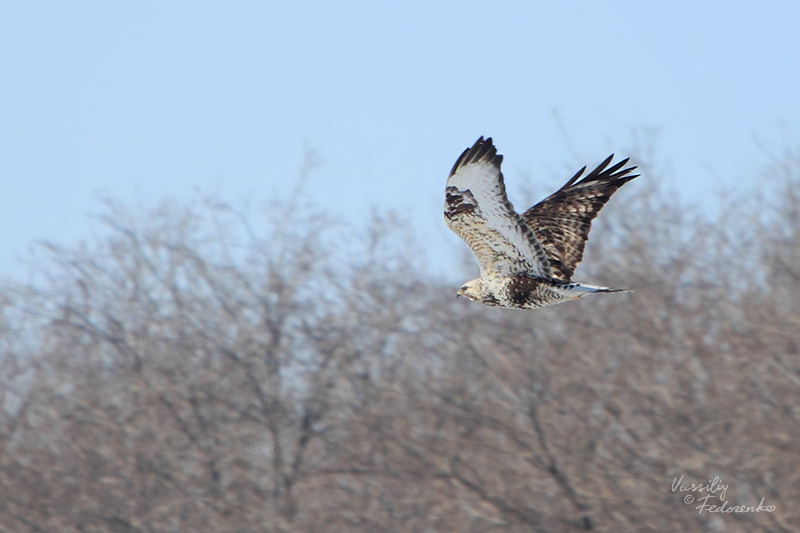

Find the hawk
[[444, 137, 638, 309]]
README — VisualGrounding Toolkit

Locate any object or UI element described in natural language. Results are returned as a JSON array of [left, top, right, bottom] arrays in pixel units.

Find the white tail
[[567, 283, 632, 295]]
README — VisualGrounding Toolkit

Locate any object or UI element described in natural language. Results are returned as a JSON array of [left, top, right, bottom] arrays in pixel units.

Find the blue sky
[[2, 2, 799, 280]]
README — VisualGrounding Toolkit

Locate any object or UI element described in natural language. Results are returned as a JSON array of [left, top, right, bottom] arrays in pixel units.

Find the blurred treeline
[[0, 145, 798, 532]]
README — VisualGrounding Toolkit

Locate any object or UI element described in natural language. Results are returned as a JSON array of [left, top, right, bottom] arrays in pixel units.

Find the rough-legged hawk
[[444, 137, 638, 310]]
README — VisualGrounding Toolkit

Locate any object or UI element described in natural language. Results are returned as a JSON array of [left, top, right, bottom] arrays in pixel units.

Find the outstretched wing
[[522, 155, 638, 281], [445, 137, 552, 279]]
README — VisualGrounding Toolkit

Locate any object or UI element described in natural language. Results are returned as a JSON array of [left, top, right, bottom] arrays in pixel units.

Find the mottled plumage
[[444, 137, 638, 309]]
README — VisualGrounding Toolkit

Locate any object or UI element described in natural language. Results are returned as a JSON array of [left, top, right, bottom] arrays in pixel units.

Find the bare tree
[[0, 143, 798, 532]]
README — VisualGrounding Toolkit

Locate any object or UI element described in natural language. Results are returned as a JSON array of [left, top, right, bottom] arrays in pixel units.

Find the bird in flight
[[444, 137, 638, 310]]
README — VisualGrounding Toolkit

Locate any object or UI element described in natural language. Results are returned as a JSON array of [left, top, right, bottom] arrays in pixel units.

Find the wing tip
[[570, 155, 639, 186], [449, 136, 502, 177]]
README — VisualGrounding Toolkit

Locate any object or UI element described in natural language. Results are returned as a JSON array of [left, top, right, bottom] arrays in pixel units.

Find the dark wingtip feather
[[603, 158, 631, 177], [571, 155, 639, 187], [559, 165, 587, 191], [619, 173, 640, 183], [579, 154, 614, 183], [599, 153, 615, 168], [449, 136, 502, 176]]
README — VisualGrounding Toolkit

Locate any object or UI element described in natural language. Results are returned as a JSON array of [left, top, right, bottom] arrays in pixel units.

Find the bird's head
[[456, 278, 484, 303]]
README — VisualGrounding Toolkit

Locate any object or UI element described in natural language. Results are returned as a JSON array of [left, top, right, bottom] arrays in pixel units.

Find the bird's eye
[[461, 286, 468, 291]]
